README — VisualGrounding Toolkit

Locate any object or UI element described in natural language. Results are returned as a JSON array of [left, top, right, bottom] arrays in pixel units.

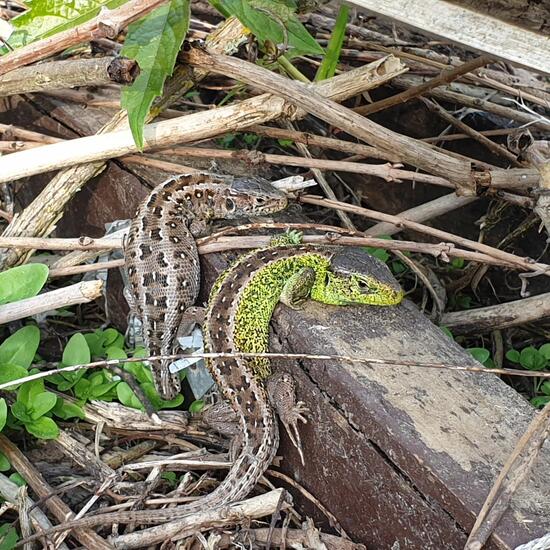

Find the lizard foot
[[267, 372, 309, 465]]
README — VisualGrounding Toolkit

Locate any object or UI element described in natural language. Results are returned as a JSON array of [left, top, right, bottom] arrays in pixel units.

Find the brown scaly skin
[[22, 245, 402, 544], [124, 172, 287, 400]]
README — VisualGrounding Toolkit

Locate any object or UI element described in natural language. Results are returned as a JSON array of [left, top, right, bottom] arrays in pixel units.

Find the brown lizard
[[22, 244, 402, 544], [124, 172, 287, 400]]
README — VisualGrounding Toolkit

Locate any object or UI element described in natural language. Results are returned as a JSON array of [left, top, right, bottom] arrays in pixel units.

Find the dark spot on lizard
[[157, 251, 169, 269]]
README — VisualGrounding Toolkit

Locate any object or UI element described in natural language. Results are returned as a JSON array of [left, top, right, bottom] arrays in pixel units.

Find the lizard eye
[[225, 198, 235, 211]]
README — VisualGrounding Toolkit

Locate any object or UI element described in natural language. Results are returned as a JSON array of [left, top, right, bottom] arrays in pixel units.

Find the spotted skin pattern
[[124, 172, 287, 400], [20, 244, 403, 538]]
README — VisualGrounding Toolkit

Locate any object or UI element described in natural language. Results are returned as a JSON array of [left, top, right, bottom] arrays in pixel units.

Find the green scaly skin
[[231, 250, 404, 378]]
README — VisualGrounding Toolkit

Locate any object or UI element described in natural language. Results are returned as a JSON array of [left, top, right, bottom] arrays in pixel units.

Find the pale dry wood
[[344, 0, 550, 74], [0, 236, 121, 250], [0, 122, 63, 144], [0, 0, 167, 76], [0, 280, 102, 324], [366, 193, 477, 236], [0, 56, 136, 96], [54, 431, 115, 482], [356, 55, 493, 116], [441, 292, 550, 335], [0, 436, 113, 550], [0, 474, 70, 550], [110, 489, 286, 549]]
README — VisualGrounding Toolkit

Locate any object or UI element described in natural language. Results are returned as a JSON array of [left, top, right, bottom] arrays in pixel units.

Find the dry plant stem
[[0, 122, 62, 144], [6, 352, 550, 396], [0, 436, 112, 550], [109, 489, 286, 549], [233, 528, 361, 550], [0, 280, 102, 324], [356, 55, 492, 116], [0, 474, 70, 550], [184, 50, 474, 191], [285, 119, 355, 230], [423, 128, 522, 143], [0, 17, 250, 269], [0, 232, 518, 269], [411, 82, 550, 133], [49, 259, 125, 278], [248, 124, 398, 161], [0, 57, 137, 97], [0, 0, 168, 76], [420, 98, 522, 166], [366, 193, 477, 236], [160, 146, 454, 188], [300, 195, 550, 276], [441, 293, 550, 335], [54, 431, 115, 482], [0, 236, 121, 250], [465, 401, 550, 550]]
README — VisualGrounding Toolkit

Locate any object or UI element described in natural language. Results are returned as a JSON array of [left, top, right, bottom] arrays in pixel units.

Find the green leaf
[[539, 343, 550, 360], [189, 399, 205, 413], [451, 258, 465, 269], [506, 349, 521, 363], [73, 378, 92, 401], [4, 0, 129, 51], [161, 471, 177, 485], [0, 524, 19, 549], [8, 473, 25, 487], [121, 0, 190, 148], [10, 401, 31, 423], [0, 326, 40, 369], [25, 417, 59, 439], [0, 264, 48, 305], [106, 346, 127, 360], [0, 399, 6, 432], [223, 0, 323, 58], [531, 396, 550, 408], [30, 392, 57, 420], [540, 381, 550, 396], [52, 398, 85, 420], [314, 3, 347, 81], [439, 326, 454, 340], [0, 452, 10, 472], [116, 382, 143, 410], [141, 382, 183, 409], [467, 348, 490, 365], [16, 379, 44, 408], [103, 328, 124, 349], [519, 347, 547, 371], [0, 364, 29, 390], [62, 333, 90, 366]]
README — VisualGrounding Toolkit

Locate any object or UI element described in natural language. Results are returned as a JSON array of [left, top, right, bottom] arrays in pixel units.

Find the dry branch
[[0, 56, 137, 96], [441, 292, 550, 335], [0, 280, 102, 324]]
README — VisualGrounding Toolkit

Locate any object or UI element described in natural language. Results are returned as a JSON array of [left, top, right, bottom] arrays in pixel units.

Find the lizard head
[[224, 176, 288, 217], [313, 247, 404, 306]]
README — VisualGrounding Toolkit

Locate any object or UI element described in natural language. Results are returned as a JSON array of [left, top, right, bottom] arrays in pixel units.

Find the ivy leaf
[[0, 264, 48, 305], [0, 524, 19, 549], [0, 326, 40, 369], [52, 398, 85, 420], [121, 0, 190, 148], [222, 0, 323, 58], [4, 0, 129, 51]]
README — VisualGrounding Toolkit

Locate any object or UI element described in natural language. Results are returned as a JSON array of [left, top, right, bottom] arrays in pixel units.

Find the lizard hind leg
[[267, 372, 308, 465]]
